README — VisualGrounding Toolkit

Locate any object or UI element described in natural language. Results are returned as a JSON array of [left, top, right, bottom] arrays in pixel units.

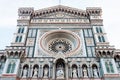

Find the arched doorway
[[55, 58, 65, 79]]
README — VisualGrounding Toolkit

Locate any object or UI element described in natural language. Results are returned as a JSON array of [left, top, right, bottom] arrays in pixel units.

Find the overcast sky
[[0, 0, 120, 49]]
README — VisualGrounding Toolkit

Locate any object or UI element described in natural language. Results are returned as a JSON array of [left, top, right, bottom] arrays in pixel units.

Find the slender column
[[38, 66, 41, 78], [52, 63, 55, 79], [41, 66, 43, 78], [31, 68, 33, 78], [65, 63, 68, 80], [90, 67, 93, 77], [50, 66, 52, 78], [68, 67, 71, 78], [49, 66, 50, 78], [78, 66, 80, 78], [80, 67, 83, 77], [70, 67, 72, 78], [20, 68, 23, 77], [98, 67, 101, 78], [87, 67, 90, 77]]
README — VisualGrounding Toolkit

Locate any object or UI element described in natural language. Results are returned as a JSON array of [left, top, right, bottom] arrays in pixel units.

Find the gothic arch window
[[19, 36, 22, 42], [18, 27, 24, 33], [6, 61, 16, 73], [15, 36, 19, 42], [102, 36, 105, 42], [98, 36, 102, 42], [21, 28, 24, 33], [105, 61, 110, 73], [15, 36, 22, 42], [109, 62, 114, 73], [99, 27, 103, 33], [96, 27, 99, 33]]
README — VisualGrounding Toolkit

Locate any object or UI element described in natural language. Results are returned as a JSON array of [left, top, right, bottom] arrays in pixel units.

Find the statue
[[56, 64, 64, 79], [72, 68, 78, 78], [22, 67, 28, 78], [83, 67, 88, 77], [93, 67, 98, 77], [33, 67, 38, 78], [43, 67, 48, 78]]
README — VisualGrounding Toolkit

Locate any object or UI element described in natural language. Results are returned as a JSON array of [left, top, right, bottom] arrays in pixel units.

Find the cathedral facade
[[0, 5, 120, 80]]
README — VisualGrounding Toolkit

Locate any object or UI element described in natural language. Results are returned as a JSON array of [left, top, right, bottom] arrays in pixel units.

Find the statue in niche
[[56, 64, 64, 79], [83, 67, 88, 77], [72, 68, 78, 78], [22, 67, 28, 78], [33, 67, 38, 78], [43, 67, 48, 78], [93, 67, 98, 77]]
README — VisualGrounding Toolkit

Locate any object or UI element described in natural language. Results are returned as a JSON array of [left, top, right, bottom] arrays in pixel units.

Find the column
[[80, 67, 83, 77], [65, 63, 68, 80], [38, 66, 41, 78], [30, 66, 33, 78], [52, 63, 55, 79], [98, 67, 101, 78], [78, 66, 80, 78], [20, 68, 23, 77], [90, 67, 93, 77], [87, 67, 90, 77], [41, 66, 43, 78], [50, 66, 52, 78], [49, 66, 50, 78], [70, 67, 72, 78]]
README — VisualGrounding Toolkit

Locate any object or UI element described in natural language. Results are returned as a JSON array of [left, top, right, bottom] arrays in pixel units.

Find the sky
[[0, 0, 120, 49]]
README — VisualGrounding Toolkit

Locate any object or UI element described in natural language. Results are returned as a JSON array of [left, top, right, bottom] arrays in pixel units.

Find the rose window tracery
[[48, 39, 72, 53], [39, 30, 81, 56]]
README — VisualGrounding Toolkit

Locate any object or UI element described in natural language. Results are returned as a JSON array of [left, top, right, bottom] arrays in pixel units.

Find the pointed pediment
[[32, 5, 88, 18]]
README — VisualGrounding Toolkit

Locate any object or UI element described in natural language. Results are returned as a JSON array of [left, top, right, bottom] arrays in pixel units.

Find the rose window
[[49, 39, 72, 53], [39, 30, 81, 56]]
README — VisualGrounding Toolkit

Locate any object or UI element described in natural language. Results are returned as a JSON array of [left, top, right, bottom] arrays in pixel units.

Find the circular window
[[49, 39, 72, 53], [39, 30, 81, 56]]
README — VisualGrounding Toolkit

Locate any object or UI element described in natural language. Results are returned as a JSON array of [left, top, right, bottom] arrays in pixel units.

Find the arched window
[[105, 62, 110, 73], [102, 36, 105, 42], [98, 36, 102, 42], [6, 62, 16, 73], [21, 28, 24, 33], [109, 62, 114, 73], [96, 27, 99, 33], [99, 27, 103, 33], [15, 36, 19, 42], [18, 27, 24, 33], [19, 36, 22, 42], [18, 28, 21, 33]]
